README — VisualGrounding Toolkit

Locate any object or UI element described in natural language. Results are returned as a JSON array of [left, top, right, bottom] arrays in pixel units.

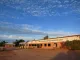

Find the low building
[[27, 40, 62, 49], [5, 43, 15, 50], [19, 42, 27, 49], [19, 35, 80, 49]]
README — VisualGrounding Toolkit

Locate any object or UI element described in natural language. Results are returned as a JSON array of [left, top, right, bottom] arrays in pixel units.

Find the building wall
[[19, 44, 27, 49], [64, 35, 80, 41], [41, 42, 54, 49], [5, 44, 15, 50], [26, 42, 62, 49], [19, 35, 80, 49], [5, 44, 14, 48], [52, 35, 80, 41]]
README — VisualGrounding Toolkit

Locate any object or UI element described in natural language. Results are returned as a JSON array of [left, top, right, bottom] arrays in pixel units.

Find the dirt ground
[[0, 49, 80, 60]]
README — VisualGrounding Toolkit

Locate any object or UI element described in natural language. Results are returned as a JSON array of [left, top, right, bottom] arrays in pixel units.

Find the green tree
[[65, 40, 80, 50], [44, 35, 48, 40], [13, 39, 25, 47], [0, 41, 7, 47]]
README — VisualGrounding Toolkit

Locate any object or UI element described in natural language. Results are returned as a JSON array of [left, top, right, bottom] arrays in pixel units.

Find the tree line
[[65, 40, 80, 50], [0, 37, 80, 50], [0, 39, 25, 47], [0, 35, 48, 47]]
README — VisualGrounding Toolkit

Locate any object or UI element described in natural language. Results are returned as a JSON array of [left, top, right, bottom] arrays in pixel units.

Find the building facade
[[19, 35, 80, 49], [5, 43, 15, 50]]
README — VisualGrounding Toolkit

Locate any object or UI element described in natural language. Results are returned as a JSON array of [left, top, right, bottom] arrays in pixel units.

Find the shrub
[[65, 40, 80, 50]]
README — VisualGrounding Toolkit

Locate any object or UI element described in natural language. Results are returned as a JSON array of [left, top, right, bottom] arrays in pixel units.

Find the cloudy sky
[[0, 0, 80, 42]]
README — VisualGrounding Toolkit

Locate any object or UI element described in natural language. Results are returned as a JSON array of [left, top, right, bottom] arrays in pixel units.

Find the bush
[[0, 41, 7, 47], [13, 39, 25, 47], [65, 40, 80, 50]]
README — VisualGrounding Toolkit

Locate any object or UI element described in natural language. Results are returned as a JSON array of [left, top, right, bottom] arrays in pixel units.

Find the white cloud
[[0, 0, 80, 16], [0, 21, 78, 40], [0, 31, 76, 41], [0, 22, 75, 35], [0, 34, 34, 40], [46, 31, 75, 36], [0, 21, 45, 35]]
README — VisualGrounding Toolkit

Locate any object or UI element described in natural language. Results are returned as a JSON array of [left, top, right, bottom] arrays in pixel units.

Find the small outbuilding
[[5, 43, 15, 50]]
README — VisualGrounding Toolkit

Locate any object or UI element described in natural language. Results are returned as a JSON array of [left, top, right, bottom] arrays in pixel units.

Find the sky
[[0, 0, 80, 42]]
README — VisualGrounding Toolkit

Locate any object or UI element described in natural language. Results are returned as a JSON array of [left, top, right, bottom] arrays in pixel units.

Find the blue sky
[[0, 0, 80, 41]]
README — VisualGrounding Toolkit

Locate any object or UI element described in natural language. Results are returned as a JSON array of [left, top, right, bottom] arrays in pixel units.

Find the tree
[[13, 39, 25, 47], [65, 40, 80, 50], [44, 35, 48, 40], [0, 41, 7, 47], [65, 40, 72, 49]]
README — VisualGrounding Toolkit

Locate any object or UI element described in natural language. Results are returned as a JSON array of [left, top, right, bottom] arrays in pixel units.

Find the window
[[29, 44, 31, 46], [32, 44, 34, 46], [44, 44, 47, 46], [54, 43, 57, 47], [48, 43, 51, 46], [32, 44, 36, 46], [34, 44, 36, 46], [40, 44, 42, 46]]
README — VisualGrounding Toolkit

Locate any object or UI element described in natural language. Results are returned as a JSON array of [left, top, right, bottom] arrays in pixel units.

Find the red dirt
[[0, 49, 80, 60]]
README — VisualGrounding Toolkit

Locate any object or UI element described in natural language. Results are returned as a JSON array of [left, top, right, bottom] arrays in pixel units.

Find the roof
[[64, 34, 80, 37], [28, 34, 80, 43], [19, 42, 27, 44], [48, 38, 56, 39], [5, 43, 15, 45]]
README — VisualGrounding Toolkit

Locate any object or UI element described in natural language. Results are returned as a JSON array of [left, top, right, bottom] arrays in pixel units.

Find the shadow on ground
[[51, 50, 80, 60]]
